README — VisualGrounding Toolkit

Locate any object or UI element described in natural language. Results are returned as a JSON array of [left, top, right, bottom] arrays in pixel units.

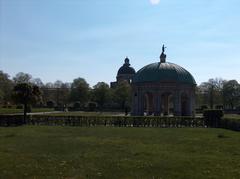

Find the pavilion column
[[154, 93, 161, 116], [188, 90, 195, 117], [131, 89, 138, 116], [184, 91, 192, 116], [174, 92, 181, 116], [137, 91, 144, 116], [163, 94, 169, 115]]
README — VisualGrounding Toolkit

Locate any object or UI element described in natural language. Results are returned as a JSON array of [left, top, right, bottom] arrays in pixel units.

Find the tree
[[12, 83, 41, 123], [222, 80, 240, 109], [56, 82, 71, 107], [92, 82, 111, 110], [198, 78, 224, 109], [113, 81, 131, 110], [69, 78, 90, 107], [53, 80, 63, 88], [45, 82, 54, 88], [31, 78, 44, 87], [41, 81, 71, 108], [13, 72, 32, 84], [0, 70, 14, 104], [0, 89, 3, 103]]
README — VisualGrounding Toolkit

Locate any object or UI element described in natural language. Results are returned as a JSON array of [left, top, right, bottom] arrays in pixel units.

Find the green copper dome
[[132, 62, 196, 85]]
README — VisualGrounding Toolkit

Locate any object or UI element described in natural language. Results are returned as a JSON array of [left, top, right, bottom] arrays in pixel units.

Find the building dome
[[131, 45, 196, 117], [132, 62, 196, 85], [117, 57, 136, 76]]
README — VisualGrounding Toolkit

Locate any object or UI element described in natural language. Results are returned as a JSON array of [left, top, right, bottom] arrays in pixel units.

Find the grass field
[[224, 114, 240, 120], [47, 111, 125, 116], [0, 127, 240, 178], [0, 108, 54, 114]]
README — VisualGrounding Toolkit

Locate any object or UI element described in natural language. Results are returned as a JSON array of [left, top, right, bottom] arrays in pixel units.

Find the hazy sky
[[0, 0, 240, 86]]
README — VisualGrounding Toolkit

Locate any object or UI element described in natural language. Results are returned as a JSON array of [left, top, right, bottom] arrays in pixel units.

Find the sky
[[0, 0, 240, 86]]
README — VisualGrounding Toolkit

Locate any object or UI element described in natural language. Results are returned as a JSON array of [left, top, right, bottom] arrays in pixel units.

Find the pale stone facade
[[131, 82, 195, 116], [131, 46, 196, 116]]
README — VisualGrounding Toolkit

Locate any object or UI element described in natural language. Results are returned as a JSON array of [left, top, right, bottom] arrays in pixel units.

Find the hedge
[[203, 109, 224, 128], [0, 115, 204, 128], [220, 118, 240, 131], [1, 114, 239, 131]]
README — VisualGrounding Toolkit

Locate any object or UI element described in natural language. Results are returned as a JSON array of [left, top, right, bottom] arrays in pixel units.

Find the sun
[[149, 0, 160, 5]]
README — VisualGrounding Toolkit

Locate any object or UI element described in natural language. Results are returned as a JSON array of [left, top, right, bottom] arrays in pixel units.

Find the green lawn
[[0, 108, 54, 114], [224, 114, 240, 120], [0, 108, 23, 114], [0, 127, 240, 178], [47, 111, 125, 116]]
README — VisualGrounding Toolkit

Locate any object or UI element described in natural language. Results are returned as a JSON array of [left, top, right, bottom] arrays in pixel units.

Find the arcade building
[[111, 46, 196, 117]]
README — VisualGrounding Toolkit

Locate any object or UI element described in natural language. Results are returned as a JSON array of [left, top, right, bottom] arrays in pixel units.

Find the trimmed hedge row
[[1, 115, 239, 131], [220, 118, 240, 131], [203, 109, 224, 128], [0, 115, 204, 128]]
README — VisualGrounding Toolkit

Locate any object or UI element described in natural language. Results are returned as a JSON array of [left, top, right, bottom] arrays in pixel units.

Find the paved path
[[4, 111, 64, 116]]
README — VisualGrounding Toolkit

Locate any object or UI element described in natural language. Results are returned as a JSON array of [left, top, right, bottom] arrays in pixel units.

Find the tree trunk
[[24, 103, 27, 124], [210, 87, 214, 109]]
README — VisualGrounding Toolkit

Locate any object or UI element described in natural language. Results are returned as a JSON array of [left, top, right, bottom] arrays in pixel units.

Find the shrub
[[221, 118, 240, 131], [16, 105, 23, 109], [236, 106, 240, 110], [201, 105, 208, 110], [73, 102, 81, 110], [0, 115, 205, 128], [215, 105, 223, 109], [203, 109, 223, 127], [88, 102, 97, 111], [46, 101, 55, 108], [27, 105, 32, 113]]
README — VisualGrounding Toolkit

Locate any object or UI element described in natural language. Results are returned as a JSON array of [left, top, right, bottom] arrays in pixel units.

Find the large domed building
[[111, 57, 136, 88], [131, 46, 196, 116]]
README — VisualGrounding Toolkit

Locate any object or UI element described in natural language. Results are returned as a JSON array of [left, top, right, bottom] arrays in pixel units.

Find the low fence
[[0, 115, 239, 131], [0, 115, 204, 128]]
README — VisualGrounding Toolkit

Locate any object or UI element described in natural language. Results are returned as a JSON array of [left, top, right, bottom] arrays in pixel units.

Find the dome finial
[[124, 56, 130, 66], [160, 44, 167, 63]]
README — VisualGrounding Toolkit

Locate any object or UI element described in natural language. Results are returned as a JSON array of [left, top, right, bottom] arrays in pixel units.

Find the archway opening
[[144, 92, 154, 116], [181, 93, 189, 116], [161, 93, 173, 116]]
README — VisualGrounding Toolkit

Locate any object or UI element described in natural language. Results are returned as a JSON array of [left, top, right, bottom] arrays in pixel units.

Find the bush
[[0, 115, 205, 128], [221, 118, 240, 131], [215, 105, 223, 109], [203, 109, 224, 127], [73, 102, 81, 110], [201, 105, 208, 110], [16, 105, 23, 109], [27, 105, 32, 113], [88, 102, 97, 111], [46, 101, 55, 108], [236, 106, 240, 110]]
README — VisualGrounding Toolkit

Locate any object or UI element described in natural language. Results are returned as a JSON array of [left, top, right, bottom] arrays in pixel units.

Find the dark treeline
[[196, 78, 240, 111], [0, 71, 240, 112], [0, 71, 131, 112]]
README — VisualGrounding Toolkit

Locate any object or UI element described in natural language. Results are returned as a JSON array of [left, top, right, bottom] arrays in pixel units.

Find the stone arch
[[131, 84, 195, 117], [181, 92, 190, 116], [161, 92, 174, 116], [144, 92, 154, 115]]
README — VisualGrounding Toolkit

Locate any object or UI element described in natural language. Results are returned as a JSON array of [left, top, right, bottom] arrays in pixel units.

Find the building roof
[[117, 57, 136, 76], [132, 62, 196, 85]]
